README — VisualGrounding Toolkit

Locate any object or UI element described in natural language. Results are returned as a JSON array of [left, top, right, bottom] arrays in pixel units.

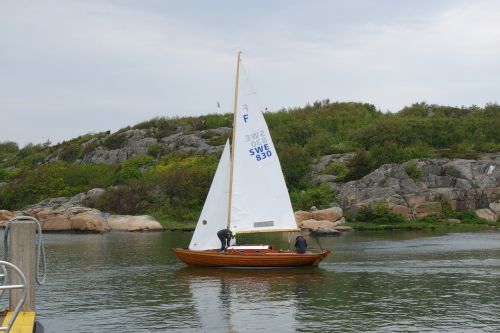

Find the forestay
[[229, 87, 298, 233], [189, 141, 231, 250]]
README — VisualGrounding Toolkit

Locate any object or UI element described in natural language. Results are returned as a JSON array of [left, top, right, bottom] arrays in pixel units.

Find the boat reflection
[[176, 267, 325, 332]]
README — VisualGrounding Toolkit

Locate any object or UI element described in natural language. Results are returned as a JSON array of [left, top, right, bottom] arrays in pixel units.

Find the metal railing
[[0, 261, 27, 333]]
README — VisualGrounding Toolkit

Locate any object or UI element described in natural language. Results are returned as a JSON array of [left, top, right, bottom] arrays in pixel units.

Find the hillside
[[1, 101, 499, 223]]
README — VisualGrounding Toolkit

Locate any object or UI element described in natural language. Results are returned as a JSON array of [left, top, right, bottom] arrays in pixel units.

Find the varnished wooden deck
[[174, 248, 331, 267]]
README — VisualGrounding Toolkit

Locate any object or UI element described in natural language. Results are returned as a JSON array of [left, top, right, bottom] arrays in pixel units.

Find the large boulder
[[35, 207, 62, 221], [294, 211, 313, 223], [311, 207, 343, 222], [339, 164, 421, 208], [489, 201, 500, 215], [6, 190, 166, 233], [40, 216, 72, 231], [335, 217, 346, 225], [311, 228, 341, 236], [0, 210, 14, 226], [86, 188, 106, 201], [107, 215, 164, 231], [298, 219, 338, 231], [295, 206, 347, 232], [82, 129, 160, 164], [475, 208, 497, 222], [161, 133, 222, 155], [69, 211, 108, 232], [388, 204, 412, 219], [312, 153, 355, 177], [413, 202, 442, 218]]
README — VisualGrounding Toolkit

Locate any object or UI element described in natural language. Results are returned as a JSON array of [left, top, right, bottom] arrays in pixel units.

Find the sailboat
[[174, 53, 331, 267]]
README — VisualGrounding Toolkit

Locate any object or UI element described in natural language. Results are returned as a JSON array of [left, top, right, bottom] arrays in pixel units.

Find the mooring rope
[[3, 216, 47, 285]]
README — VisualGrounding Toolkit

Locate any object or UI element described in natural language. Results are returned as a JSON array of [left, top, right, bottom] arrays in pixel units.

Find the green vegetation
[[103, 132, 127, 150], [84, 154, 218, 223], [290, 184, 336, 211], [0, 162, 116, 209], [404, 161, 422, 180], [346, 221, 494, 232], [347, 203, 496, 231], [353, 203, 407, 224], [323, 162, 348, 181], [1, 101, 499, 227]]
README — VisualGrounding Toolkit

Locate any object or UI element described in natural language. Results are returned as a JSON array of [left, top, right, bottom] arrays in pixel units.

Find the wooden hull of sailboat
[[174, 248, 331, 267]]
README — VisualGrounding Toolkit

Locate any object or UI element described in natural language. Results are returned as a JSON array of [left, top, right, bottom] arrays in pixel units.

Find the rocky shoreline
[[1, 152, 498, 234], [0, 188, 164, 233], [320, 153, 500, 223]]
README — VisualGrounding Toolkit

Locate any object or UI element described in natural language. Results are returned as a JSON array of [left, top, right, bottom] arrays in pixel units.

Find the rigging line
[[239, 60, 266, 113]]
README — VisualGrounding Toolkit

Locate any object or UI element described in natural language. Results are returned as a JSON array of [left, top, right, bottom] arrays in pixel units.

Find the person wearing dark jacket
[[295, 235, 307, 254], [217, 228, 233, 252]]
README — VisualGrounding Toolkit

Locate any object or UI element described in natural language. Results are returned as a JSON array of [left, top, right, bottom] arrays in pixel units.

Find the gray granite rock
[[335, 153, 500, 219]]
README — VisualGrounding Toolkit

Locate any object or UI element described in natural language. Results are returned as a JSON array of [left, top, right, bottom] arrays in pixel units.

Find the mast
[[227, 51, 242, 229]]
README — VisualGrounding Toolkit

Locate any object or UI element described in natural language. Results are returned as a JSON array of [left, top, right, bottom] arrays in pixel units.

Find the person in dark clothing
[[217, 228, 233, 252], [295, 235, 307, 254]]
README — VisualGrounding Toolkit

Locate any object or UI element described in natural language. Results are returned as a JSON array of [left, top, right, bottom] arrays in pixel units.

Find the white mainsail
[[189, 141, 231, 250], [229, 88, 298, 233], [190, 55, 297, 251]]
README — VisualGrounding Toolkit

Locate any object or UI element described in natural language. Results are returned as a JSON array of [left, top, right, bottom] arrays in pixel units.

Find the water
[[4, 230, 500, 332]]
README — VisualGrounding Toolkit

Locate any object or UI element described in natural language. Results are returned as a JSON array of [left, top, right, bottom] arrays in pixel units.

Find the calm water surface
[[5, 230, 500, 332]]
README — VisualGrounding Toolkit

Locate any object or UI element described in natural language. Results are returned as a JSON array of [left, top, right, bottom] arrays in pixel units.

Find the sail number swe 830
[[246, 130, 273, 162], [249, 144, 272, 161]]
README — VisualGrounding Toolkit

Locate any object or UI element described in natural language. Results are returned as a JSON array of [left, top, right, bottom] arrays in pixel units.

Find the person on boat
[[295, 235, 307, 254], [217, 228, 233, 252]]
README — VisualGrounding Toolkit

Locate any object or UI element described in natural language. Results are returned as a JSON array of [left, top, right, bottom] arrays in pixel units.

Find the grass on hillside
[[346, 221, 497, 232]]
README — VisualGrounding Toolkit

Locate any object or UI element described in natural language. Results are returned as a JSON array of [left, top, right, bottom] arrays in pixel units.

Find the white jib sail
[[230, 92, 298, 233], [189, 141, 231, 250]]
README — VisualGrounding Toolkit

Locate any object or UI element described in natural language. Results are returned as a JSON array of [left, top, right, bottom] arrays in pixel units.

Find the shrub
[[276, 144, 312, 190], [202, 113, 232, 129], [403, 141, 437, 159], [416, 215, 440, 224], [345, 149, 372, 180], [443, 207, 488, 224], [323, 162, 348, 181], [58, 144, 81, 162], [142, 155, 218, 221], [114, 156, 154, 184], [0, 141, 19, 158], [355, 203, 406, 224], [81, 140, 99, 156], [103, 133, 127, 150], [207, 133, 230, 146], [87, 179, 147, 215], [404, 161, 421, 180], [0, 162, 116, 209], [0, 169, 14, 182], [290, 184, 335, 211], [147, 144, 168, 158]]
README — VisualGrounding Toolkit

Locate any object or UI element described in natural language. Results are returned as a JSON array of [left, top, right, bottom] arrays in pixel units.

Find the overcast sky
[[1, 0, 499, 146]]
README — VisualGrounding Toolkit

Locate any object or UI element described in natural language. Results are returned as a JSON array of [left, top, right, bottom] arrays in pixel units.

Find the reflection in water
[[179, 268, 324, 332], [3, 230, 498, 332]]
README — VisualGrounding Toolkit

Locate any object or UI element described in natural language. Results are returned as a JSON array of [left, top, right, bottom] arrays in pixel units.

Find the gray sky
[[1, 0, 499, 146]]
